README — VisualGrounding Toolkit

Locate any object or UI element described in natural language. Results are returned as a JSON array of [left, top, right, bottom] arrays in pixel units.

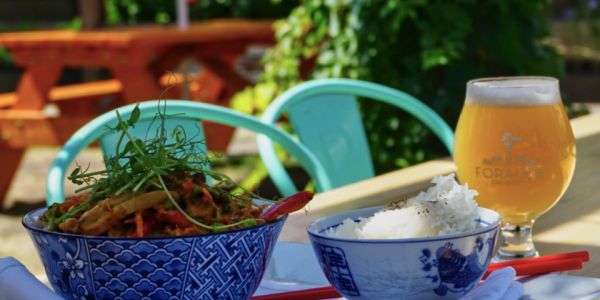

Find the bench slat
[[49, 79, 123, 101], [0, 79, 123, 108]]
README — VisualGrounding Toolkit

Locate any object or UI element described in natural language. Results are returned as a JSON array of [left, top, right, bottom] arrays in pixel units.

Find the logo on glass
[[475, 132, 543, 186]]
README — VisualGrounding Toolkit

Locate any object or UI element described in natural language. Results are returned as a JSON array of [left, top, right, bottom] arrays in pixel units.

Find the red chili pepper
[[259, 191, 315, 222], [156, 209, 192, 228], [182, 180, 195, 193]]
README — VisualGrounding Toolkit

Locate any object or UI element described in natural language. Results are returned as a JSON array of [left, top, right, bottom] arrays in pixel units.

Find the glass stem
[[495, 220, 539, 261]]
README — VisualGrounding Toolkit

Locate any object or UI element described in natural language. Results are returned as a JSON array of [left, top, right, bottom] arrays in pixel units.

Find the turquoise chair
[[257, 78, 455, 196], [47, 100, 332, 205]]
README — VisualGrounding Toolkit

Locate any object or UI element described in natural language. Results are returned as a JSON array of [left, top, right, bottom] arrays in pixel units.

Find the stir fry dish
[[41, 101, 314, 237]]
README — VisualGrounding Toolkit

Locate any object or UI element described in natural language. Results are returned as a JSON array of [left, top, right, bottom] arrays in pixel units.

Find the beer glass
[[454, 77, 576, 261]]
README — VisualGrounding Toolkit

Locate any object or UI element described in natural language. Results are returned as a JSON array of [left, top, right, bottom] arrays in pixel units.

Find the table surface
[[0, 19, 274, 48], [278, 112, 600, 278]]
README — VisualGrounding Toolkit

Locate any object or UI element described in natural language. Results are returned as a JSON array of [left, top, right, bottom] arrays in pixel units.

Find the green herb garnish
[[50, 79, 276, 232]]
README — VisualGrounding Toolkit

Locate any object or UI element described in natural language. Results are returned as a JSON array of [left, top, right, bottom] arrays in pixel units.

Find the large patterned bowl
[[23, 207, 286, 300], [307, 206, 501, 300]]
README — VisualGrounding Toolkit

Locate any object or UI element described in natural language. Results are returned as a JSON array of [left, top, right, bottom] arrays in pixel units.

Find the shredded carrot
[[135, 210, 144, 237]]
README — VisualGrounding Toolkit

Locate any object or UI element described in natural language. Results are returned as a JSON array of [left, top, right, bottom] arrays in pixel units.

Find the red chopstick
[[251, 251, 589, 300], [483, 257, 583, 279], [489, 250, 589, 269], [251, 286, 342, 300], [483, 251, 589, 279]]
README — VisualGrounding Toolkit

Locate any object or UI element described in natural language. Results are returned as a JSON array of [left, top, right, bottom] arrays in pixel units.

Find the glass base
[[493, 223, 538, 262], [493, 249, 539, 263]]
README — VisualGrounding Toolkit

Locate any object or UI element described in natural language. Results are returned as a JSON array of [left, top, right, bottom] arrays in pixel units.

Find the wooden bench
[[0, 19, 275, 202], [0, 79, 123, 108]]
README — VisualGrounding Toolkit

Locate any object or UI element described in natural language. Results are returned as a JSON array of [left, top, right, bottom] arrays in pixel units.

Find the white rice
[[326, 173, 479, 239]]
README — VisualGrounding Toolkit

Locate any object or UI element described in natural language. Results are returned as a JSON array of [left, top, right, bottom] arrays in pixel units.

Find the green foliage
[[104, 0, 176, 25], [0, 48, 13, 69], [55, 17, 83, 31], [103, 0, 298, 25], [241, 0, 564, 174]]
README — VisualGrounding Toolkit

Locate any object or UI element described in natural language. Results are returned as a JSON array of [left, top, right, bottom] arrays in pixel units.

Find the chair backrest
[[47, 100, 332, 205], [258, 78, 454, 196]]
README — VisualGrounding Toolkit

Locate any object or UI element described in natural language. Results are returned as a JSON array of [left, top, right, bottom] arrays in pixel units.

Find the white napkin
[[0, 257, 64, 300], [460, 267, 524, 300]]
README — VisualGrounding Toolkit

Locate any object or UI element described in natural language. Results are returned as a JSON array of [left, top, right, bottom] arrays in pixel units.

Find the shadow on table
[[1, 201, 46, 217]]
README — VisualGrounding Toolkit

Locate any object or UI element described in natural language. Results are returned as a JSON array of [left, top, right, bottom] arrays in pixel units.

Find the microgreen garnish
[[52, 78, 277, 232]]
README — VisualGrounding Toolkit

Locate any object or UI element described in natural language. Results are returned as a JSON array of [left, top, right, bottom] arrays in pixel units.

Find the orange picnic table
[[0, 19, 275, 200]]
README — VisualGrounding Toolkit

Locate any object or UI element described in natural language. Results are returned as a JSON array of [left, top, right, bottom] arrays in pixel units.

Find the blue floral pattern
[[24, 209, 286, 300], [421, 236, 494, 296]]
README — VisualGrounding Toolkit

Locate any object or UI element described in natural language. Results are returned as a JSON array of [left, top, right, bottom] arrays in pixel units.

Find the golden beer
[[454, 103, 576, 223], [454, 77, 576, 260]]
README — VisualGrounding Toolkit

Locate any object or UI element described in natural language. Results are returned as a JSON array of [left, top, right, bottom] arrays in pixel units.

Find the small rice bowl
[[326, 173, 479, 239]]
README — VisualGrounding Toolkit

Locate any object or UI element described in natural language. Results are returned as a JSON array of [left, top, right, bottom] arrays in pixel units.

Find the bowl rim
[[306, 206, 501, 244], [23, 207, 288, 240]]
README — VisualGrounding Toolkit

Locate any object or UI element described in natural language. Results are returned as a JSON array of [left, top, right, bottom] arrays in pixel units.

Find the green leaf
[[121, 173, 133, 183], [154, 169, 168, 176], [98, 178, 107, 189], [328, 10, 339, 37], [174, 128, 183, 143], [134, 139, 144, 153], [70, 167, 80, 177], [243, 219, 258, 227], [230, 87, 256, 114], [127, 106, 141, 127], [317, 50, 335, 64], [158, 148, 166, 166], [208, 172, 222, 181], [132, 162, 145, 173], [138, 156, 156, 169], [123, 141, 133, 154]]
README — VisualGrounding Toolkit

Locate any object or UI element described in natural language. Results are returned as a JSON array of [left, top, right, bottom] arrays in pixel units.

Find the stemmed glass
[[454, 76, 576, 261]]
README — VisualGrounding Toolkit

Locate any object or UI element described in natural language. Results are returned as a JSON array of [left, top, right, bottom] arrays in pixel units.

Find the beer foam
[[466, 77, 561, 107]]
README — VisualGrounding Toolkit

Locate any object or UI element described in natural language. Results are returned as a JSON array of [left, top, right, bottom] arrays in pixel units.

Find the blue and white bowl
[[307, 206, 501, 300], [23, 207, 287, 300]]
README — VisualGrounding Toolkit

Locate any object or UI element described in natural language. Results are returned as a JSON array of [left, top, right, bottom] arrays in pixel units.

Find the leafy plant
[[234, 0, 566, 175], [104, 0, 175, 25], [103, 0, 298, 25]]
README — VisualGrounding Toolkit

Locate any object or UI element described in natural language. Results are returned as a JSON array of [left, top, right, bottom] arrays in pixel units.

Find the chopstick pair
[[251, 250, 590, 300], [482, 250, 589, 279]]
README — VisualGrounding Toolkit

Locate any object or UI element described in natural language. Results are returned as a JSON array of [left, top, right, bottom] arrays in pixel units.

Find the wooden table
[[279, 112, 600, 278], [0, 19, 274, 201]]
